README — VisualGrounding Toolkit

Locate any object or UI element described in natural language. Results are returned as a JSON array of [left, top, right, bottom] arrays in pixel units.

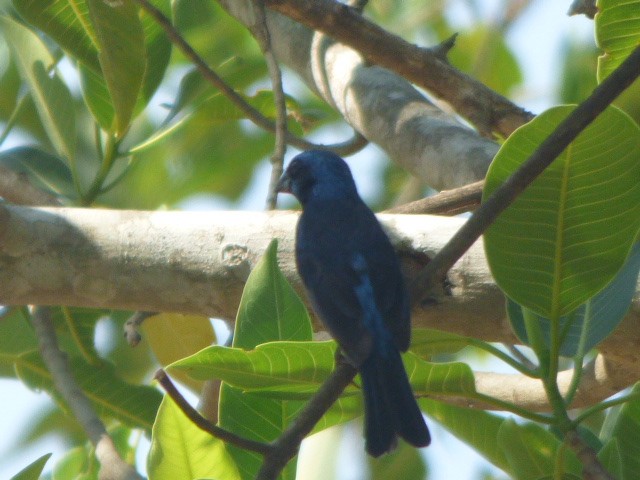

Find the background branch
[[260, 0, 533, 137], [133, 0, 366, 157], [218, 0, 499, 191], [31, 307, 142, 480]]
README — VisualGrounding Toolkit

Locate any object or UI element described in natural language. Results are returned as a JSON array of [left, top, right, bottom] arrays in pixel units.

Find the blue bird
[[276, 150, 430, 457]]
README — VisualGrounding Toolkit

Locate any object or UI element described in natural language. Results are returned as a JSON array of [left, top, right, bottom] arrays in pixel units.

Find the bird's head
[[276, 150, 359, 205]]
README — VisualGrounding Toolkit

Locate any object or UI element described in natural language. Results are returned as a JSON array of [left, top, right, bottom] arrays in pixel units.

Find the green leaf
[[409, 328, 472, 355], [483, 105, 640, 318], [368, 440, 427, 479], [595, 0, 640, 82], [0, 146, 74, 197], [497, 420, 582, 480], [86, 0, 145, 136], [598, 383, 640, 478], [171, 341, 339, 395], [598, 438, 624, 480], [15, 351, 161, 431], [0, 308, 37, 377], [148, 396, 241, 480], [141, 313, 216, 392], [421, 400, 512, 475], [0, 16, 76, 161], [79, 63, 116, 133], [219, 239, 311, 480], [233, 239, 312, 349], [507, 242, 640, 356], [137, 0, 172, 108], [9, 453, 51, 480], [12, 0, 101, 72]]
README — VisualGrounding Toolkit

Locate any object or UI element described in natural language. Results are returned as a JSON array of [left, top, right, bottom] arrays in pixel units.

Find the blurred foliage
[[0, 0, 639, 479]]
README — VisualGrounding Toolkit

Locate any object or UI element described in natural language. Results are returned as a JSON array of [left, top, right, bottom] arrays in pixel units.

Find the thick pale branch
[[1, 205, 639, 411], [260, 0, 533, 137], [218, 0, 499, 191]]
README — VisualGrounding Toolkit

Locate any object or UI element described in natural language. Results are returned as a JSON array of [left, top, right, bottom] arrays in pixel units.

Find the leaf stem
[[82, 134, 119, 205]]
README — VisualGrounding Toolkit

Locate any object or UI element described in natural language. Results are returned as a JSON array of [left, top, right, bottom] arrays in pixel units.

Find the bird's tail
[[360, 347, 431, 457]]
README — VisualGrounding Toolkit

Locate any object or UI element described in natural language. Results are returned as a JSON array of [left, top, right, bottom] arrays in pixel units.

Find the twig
[[565, 430, 614, 480], [567, 0, 598, 18], [30, 307, 142, 480], [256, 360, 358, 480], [134, 0, 367, 156], [262, 0, 533, 137], [250, 1, 288, 209], [154, 369, 272, 454], [386, 180, 483, 215], [409, 45, 640, 303], [123, 311, 156, 347]]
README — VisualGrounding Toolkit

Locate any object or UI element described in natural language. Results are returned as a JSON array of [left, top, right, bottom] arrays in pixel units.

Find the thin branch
[[154, 370, 272, 454], [250, 1, 288, 209], [567, 0, 598, 18], [256, 360, 358, 480], [262, 0, 533, 137], [409, 45, 640, 303], [386, 180, 483, 215], [134, 0, 367, 156], [30, 307, 142, 480], [124, 311, 156, 347]]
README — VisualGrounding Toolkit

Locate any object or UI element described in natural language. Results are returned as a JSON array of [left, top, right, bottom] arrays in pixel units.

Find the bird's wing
[[297, 245, 374, 365]]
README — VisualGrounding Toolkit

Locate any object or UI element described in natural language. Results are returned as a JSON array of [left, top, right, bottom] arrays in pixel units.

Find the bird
[[276, 149, 430, 457]]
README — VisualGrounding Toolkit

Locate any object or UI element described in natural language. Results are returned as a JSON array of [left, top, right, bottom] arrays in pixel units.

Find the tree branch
[[260, 0, 533, 137], [249, 1, 289, 209], [31, 307, 142, 480], [133, 0, 366, 157], [154, 370, 272, 454], [218, 0, 499, 191], [256, 360, 358, 480], [2, 205, 639, 412], [409, 44, 640, 303]]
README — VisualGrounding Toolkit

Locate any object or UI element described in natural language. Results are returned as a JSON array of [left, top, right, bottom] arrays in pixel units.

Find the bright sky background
[[0, 1, 596, 478]]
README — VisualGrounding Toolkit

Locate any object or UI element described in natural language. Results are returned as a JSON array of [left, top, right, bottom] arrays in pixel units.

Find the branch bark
[[217, 0, 500, 191], [1, 205, 639, 412], [259, 0, 533, 137]]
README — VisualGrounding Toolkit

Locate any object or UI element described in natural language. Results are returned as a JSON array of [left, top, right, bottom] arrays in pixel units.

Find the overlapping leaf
[[148, 397, 240, 480], [0, 16, 76, 162], [484, 105, 640, 318], [507, 242, 640, 356], [15, 352, 161, 431], [598, 383, 640, 478], [595, 0, 640, 82]]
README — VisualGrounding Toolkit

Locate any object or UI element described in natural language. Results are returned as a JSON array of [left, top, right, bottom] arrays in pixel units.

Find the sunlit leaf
[[595, 0, 640, 82], [12, 0, 100, 72], [142, 313, 216, 392], [219, 239, 310, 480], [484, 105, 640, 318], [86, 0, 145, 136], [507, 242, 640, 356], [0, 16, 76, 161], [147, 396, 240, 480]]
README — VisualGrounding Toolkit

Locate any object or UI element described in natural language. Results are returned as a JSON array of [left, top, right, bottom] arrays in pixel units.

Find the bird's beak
[[276, 173, 292, 194]]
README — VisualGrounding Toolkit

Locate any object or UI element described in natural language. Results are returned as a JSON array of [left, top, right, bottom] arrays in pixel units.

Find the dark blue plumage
[[276, 150, 430, 457]]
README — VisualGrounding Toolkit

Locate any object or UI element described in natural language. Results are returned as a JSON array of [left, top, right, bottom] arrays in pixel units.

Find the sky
[[0, 1, 596, 478]]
